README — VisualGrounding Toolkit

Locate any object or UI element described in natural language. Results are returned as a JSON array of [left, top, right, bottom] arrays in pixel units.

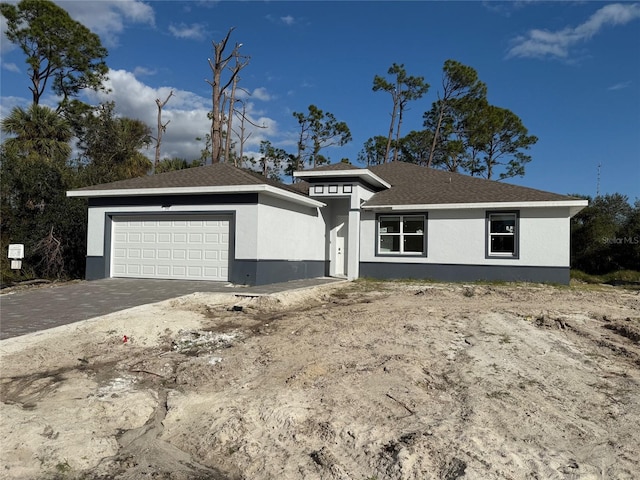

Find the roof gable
[[365, 162, 579, 206], [72, 162, 293, 192], [67, 162, 324, 208]]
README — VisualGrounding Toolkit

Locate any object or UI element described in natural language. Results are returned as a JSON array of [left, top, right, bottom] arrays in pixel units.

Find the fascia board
[[262, 185, 326, 207], [293, 169, 391, 189], [362, 200, 589, 211], [67, 184, 326, 208]]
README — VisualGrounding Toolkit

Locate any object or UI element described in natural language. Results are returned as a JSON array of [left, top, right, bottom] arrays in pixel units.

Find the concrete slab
[[0, 277, 346, 340]]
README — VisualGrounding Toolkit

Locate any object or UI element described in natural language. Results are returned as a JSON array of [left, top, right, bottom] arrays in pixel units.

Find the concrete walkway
[[0, 277, 345, 340]]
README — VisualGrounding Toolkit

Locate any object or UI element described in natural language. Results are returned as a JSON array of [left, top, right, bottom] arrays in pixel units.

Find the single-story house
[[67, 161, 587, 285]]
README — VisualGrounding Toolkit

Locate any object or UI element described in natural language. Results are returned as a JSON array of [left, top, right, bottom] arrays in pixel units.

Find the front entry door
[[334, 216, 347, 277]]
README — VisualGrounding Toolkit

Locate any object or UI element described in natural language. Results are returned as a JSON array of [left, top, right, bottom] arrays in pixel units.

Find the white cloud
[[266, 14, 298, 26], [133, 66, 157, 77], [607, 80, 632, 91], [2, 62, 20, 73], [85, 69, 279, 162], [0, 14, 14, 54], [169, 23, 207, 41], [0, 96, 28, 126], [507, 3, 640, 59], [58, 0, 155, 47], [250, 87, 272, 101]]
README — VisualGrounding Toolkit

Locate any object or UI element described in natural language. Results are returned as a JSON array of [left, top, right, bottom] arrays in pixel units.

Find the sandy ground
[[1, 280, 639, 480]]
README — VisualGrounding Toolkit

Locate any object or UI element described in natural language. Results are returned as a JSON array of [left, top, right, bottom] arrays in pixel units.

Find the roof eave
[[67, 184, 326, 208], [293, 169, 391, 189], [362, 199, 589, 211]]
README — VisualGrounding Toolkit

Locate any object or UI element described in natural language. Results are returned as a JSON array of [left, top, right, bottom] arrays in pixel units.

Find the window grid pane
[[489, 213, 516, 256], [378, 215, 425, 255]]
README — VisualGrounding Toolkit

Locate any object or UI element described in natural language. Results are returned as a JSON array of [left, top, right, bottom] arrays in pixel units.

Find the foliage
[[571, 194, 640, 275], [358, 135, 389, 166], [155, 157, 203, 174], [1, 146, 87, 281], [0, 0, 108, 109], [76, 102, 153, 185], [1, 104, 72, 164], [463, 102, 538, 180], [425, 59, 486, 168], [292, 104, 352, 169], [397, 130, 434, 166], [252, 140, 291, 180], [373, 63, 429, 163], [419, 61, 536, 179]]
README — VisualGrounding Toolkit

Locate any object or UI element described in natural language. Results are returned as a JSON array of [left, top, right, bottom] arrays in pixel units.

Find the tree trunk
[[427, 100, 445, 168], [384, 96, 398, 163], [154, 91, 173, 168], [393, 102, 405, 163]]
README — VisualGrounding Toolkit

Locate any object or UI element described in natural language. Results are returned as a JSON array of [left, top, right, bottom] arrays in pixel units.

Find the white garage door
[[111, 215, 230, 281]]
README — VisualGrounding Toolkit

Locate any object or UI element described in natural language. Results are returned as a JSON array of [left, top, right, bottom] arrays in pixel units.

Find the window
[[378, 215, 425, 255], [487, 212, 518, 257]]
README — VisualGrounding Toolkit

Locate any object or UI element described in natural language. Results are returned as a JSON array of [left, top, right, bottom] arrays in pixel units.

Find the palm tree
[[1, 104, 72, 164]]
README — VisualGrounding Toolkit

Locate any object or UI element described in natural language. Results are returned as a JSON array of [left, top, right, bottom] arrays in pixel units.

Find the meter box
[[8, 244, 24, 270], [8, 244, 25, 259]]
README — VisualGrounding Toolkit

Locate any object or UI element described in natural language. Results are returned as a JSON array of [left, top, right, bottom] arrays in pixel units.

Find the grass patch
[[571, 270, 640, 289]]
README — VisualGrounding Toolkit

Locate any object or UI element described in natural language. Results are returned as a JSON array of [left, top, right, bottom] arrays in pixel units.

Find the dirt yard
[[1, 280, 639, 480]]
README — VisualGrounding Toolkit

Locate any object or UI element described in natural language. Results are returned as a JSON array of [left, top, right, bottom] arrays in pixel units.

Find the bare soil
[[1, 281, 639, 480]]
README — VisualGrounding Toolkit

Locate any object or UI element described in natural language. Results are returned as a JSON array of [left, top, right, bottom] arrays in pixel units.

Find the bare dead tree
[[154, 90, 174, 169], [33, 226, 65, 279], [206, 28, 246, 164], [224, 53, 250, 164], [232, 100, 252, 166], [231, 99, 268, 167]]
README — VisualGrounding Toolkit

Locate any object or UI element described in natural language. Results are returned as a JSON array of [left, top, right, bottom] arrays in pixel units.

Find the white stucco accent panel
[[360, 207, 571, 267], [254, 194, 326, 260], [519, 208, 570, 267], [85, 204, 259, 258]]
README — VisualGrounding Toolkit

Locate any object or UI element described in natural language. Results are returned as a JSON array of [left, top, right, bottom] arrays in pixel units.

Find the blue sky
[[1, 1, 639, 200]]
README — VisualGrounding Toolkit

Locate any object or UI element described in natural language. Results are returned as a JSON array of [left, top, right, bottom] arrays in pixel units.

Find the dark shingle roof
[[304, 162, 361, 172], [365, 162, 577, 205], [71, 162, 304, 197], [72, 160, 579, 206]]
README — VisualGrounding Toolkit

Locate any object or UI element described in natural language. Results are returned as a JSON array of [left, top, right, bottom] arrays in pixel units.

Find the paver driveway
[[0, 277, 343, 340]]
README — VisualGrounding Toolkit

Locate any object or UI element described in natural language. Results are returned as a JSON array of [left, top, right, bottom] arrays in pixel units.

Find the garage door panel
[[111, 215, 230, 281], [189, 233, 203, 243], [188, 250, 202, 260], [172, 249, 187, 260], [172, 266, 186, 276]]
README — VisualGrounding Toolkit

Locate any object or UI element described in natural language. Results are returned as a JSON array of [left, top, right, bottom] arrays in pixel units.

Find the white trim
[[293, 169, 391, 189], [67, 184, 326, 208], [363, 200, 588, 211]]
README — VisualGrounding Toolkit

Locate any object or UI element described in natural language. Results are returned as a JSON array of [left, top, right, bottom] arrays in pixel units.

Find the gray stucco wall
[[231, 260, 327, 285], [359, 262, 570, 285], [85, 256, 327, 286]]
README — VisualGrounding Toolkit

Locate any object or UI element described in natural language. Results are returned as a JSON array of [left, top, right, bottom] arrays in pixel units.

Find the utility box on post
[[8, 243, 24, 270]]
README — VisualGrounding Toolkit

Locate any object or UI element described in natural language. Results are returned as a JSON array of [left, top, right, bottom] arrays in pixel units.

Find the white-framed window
[[487, 212, 518, 257], [378, 215, 426, 255]]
